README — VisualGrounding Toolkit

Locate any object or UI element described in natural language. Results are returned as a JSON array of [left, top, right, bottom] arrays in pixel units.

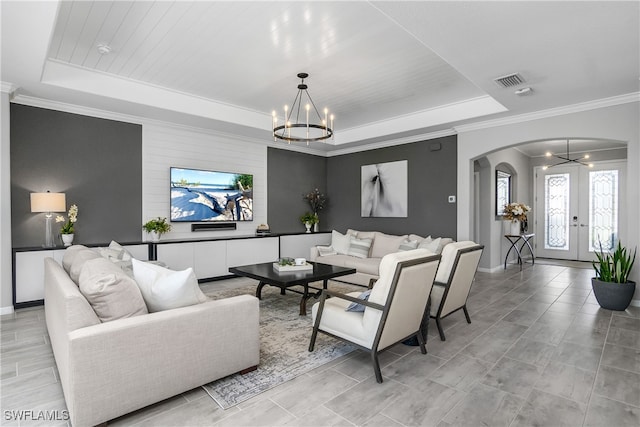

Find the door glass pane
[[589, 170, 618, 252], [545, 173, 569, 250]]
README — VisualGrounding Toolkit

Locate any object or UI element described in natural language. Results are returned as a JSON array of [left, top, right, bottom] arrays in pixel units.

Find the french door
[[535, 161, 626, 261]]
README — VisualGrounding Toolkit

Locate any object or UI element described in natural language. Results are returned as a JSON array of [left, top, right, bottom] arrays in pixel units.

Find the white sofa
[[310, 229, 453, 287], [44, 248, 260, 427]]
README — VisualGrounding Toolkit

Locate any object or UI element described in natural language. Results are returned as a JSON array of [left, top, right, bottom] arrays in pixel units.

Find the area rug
[[200, 279, 360, 409]]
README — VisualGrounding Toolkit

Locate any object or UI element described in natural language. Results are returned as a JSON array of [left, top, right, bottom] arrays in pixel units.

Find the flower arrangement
[[303, 188, 327, 213], [300, 212, 319, 225], [503, 202, 530, 222], [56, 204, 78, 234], [142, 217, 172, 235]]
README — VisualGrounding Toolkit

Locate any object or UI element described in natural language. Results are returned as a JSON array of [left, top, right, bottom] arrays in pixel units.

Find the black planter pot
[[591, 278, 636, 311]]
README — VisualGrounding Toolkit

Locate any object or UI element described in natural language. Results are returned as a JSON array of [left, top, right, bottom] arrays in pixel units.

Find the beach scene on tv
[[170, 167, 253, 222]]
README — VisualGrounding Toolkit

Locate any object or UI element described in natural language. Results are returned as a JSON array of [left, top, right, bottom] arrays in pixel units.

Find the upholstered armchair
[[309, 249, 440, 383], [429, 241, 484, 341]]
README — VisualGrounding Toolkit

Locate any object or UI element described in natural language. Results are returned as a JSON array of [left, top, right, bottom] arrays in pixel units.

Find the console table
[[504, 233, 535, 270]]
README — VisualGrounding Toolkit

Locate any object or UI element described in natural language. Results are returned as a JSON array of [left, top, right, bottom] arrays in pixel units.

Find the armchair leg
[[463, 305, 471, 324], [372, 352, 383, 383], [436, 317, 446, 341], [309, 326, 318, 352], [416, 330, 427, 355]]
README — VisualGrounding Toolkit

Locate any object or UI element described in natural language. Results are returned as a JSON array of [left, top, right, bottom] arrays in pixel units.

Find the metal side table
[[504, 233, 535, 270]]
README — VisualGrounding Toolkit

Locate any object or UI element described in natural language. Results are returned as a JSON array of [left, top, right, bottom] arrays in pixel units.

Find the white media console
[[12, 232, 331, 308]]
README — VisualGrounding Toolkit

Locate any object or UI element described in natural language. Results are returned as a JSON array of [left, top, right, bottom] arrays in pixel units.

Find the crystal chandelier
[[272, 73, 334, 144]]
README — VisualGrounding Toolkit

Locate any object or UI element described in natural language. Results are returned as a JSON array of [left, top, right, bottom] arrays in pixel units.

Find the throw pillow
[[418, 236, 441, 253], [108, 240, 133, 261], [69, 248, 101, 284], [331, 230, 351, 255], [131, 259, 209, 312], [62, 245, 89, 274], [317, 245, 338, 257], [370, 233, 407, 258], [79, 258, 148, 322], [347, 237, 373, 259], [346, 289, 372, 312], [398, 239, 419, 251]]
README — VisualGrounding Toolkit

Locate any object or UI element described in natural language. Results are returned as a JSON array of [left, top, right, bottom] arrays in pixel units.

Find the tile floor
[[2, 262, 640, 426]]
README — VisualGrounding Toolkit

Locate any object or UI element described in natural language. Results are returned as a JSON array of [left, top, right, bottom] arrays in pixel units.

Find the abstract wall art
[[361, 160, 408, 217]]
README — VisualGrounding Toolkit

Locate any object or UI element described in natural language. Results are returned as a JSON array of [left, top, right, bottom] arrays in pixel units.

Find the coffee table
[[229, 262, 357, 315]]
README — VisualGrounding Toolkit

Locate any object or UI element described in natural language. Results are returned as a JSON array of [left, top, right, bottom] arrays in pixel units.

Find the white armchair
[[308, 249, 440, 383], [429, 241, 484, 341]]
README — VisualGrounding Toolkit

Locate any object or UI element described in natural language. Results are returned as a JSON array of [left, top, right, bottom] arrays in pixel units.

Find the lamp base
[[44, 213, 55, 248]]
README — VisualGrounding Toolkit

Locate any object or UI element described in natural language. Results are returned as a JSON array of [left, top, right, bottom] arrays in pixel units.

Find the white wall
[[142, 123, 268, 240], [0, 91, 13, 314], [458, 101, 640, 295]]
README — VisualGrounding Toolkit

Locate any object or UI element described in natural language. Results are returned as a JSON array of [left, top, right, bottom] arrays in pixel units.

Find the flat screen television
[[170, 167, 253, 222]]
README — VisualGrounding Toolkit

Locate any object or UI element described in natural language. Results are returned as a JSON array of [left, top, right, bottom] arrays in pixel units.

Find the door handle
[[570, 224, 578, 227], [580, 224, 588, 227]]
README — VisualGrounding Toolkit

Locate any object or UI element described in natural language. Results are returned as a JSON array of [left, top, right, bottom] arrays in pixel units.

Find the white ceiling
[[2, 1, 639, 154]]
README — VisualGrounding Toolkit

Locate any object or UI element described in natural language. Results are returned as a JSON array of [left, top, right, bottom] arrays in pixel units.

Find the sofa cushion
[[348, 237, 373, 259], [78, 257, 148, 322], [354, 230, 377, 240], [315, 254, 348, 268], [69, 248, 102, 284], [370, 233, 407, 258], [62, 245, 90, 274], [131, 259, 209, 312], [346, 256, 382, 276], [331, 230, 351, 255]]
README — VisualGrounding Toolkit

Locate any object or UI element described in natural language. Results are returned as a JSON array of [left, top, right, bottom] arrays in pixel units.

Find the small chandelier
[[542, 139, 594, 170], [272, 73, 334, 144]]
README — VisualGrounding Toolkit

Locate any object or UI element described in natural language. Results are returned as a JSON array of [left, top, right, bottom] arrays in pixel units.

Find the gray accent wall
[[267, 147, 327, 233], [326, 135, 457, 238], [10, 104, 142, 247]]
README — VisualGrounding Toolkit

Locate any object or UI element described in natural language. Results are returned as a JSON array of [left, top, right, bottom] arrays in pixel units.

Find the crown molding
[[454, 92, 640, 133], [326, 129, 456, 157], [0, 82, 17, 95]]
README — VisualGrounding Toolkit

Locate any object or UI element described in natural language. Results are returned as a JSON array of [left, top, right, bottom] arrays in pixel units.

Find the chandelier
[[542, 139, 594, 170], [272, 73, 334, 144]]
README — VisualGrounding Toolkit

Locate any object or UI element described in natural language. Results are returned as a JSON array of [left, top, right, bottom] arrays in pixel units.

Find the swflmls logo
[[4, 410, 70, 421]]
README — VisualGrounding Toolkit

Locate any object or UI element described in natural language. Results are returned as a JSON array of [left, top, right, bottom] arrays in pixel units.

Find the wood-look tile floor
[[2, 263, 640, 426]]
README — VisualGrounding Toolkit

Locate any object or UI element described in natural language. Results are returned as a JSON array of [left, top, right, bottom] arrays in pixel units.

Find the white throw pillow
[[131, 259, 209, 313], [348, 237, 373, 259], [331, 230, 351, 255], [317, 245, 338, 257], [418, 236, 441, 253], [109, 240, 133, 261], [398, 239, 419, 251]]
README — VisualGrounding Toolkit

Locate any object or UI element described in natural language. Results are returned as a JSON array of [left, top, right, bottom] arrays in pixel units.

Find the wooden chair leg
[[436, 317, 446, 341], [309, 326, 318, 352], [463, 305, 471, 324]]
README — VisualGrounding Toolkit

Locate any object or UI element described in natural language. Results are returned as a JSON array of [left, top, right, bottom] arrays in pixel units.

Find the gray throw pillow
[[346, 289, 372, 312]]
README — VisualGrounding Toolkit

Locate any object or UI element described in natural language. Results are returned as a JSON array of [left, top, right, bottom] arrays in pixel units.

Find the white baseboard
[[630, 299, 640, 308], [478, 265, 504, 273], [0, 305, 15, 315]]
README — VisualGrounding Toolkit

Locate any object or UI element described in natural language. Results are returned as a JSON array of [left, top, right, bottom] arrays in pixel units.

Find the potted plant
[[592, 240, 636, 310], [142, 217, 172, 242], [300, 212, 318, 233], [56, 204, 78, 246]]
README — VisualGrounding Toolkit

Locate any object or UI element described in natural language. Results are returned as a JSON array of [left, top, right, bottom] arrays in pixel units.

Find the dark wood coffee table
[[228, 262, 357, 315]]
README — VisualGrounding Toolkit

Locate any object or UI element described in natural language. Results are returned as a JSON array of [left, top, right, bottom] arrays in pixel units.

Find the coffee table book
[[273, 262, 313, 272]]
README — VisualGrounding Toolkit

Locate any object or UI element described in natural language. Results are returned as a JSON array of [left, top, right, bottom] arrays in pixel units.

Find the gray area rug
[[201, 279, 360, 409]]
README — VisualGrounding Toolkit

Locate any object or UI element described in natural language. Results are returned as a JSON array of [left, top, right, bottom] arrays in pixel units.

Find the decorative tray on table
[[273, 258, 313, 272]]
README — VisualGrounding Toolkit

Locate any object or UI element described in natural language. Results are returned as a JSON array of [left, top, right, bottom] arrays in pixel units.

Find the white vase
[[61, 233, 74, 247], [150, 231, 160, 242], [313, 222, 319, 232], [504, 220, 521, 236], [304, 222, 311, 233]]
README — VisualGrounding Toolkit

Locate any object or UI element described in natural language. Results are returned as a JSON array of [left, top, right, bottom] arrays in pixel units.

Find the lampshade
[[30, 192, 66, 213]]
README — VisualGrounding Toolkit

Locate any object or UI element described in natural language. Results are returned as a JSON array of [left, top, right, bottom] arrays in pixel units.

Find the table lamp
[[30, 191, 66, 247]]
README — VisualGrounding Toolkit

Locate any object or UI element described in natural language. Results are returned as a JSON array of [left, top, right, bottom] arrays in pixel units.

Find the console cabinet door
[[156, 243, 194, 272], [227, 237, 279, 267], [194, 241, 227, 278], [15, 250, 65, 304]]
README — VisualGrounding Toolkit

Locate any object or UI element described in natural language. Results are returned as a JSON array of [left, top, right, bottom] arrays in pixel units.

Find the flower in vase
[[56, 204, 78, 234]]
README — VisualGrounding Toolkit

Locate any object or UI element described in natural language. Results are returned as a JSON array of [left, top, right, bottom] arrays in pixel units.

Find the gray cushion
[[78, 258, 148, 322], [69, 248, 101, 284]]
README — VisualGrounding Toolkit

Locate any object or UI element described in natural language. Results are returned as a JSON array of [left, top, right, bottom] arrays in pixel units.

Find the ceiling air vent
[[494, 73, 524, 88]]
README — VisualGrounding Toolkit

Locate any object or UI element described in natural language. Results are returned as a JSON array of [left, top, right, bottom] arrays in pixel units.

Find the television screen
[[170, 167, 253, 222]]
